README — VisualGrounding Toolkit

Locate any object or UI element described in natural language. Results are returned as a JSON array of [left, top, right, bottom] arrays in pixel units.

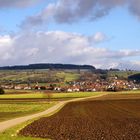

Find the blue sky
[[0, 0, 140, 70]]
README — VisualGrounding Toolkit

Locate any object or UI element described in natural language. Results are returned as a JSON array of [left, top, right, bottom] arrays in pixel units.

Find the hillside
[[128, 73, 140, 83], [0, 63, 95, 70]]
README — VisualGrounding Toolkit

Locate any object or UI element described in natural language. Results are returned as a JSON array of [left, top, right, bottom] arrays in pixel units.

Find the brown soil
[[91, 93, 140, 100], [19, 94, 140, 140]]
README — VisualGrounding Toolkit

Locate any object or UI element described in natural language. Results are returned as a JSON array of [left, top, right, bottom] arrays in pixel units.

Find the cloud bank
[[21, 0, 140, 28], [0, 0, 42, 8], [0, 31, 140, 70]]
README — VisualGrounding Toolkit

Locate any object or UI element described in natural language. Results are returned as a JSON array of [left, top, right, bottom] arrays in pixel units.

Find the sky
[[0, 0, 140, 70]]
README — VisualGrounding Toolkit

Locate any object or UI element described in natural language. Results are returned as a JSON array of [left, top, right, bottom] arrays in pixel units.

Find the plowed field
[[19, 94, 140, 140]]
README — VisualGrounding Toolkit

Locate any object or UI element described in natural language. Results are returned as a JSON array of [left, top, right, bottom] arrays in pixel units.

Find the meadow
[[0, 91, 102, 99], [108, 70, 139, 79], [0, 101, 56, 122], [0, 70, 80, 86]]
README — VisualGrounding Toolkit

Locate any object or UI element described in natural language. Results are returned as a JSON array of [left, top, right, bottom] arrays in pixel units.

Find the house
[[14, 86, 23, 90], [24, 86, 32, 90]]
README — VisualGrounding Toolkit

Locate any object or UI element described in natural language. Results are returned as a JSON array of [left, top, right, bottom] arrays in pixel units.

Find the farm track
[[0, 93, 107, 133], [20, 94, 140, 140]]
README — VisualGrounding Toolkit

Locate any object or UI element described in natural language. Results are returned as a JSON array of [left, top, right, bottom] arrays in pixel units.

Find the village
[[1, 77, 140, 92]]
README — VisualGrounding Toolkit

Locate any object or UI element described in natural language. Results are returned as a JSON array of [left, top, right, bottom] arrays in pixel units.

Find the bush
[[0, 87, 5, 95]]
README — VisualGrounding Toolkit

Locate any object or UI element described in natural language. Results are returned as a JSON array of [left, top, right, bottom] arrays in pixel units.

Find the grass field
[[5, 89, 34, 94], [108, 70, 140, 79], [0, 70, 80, 86], [0, 101, 56, 122], [56, 72, 80, 82], [0, 92, 103, 99]]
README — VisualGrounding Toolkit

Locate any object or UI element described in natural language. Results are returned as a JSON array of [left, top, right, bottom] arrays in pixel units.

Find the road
[[0, 93, 107, 133]]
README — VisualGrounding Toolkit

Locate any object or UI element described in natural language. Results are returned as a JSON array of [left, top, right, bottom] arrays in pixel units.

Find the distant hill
[[0, 63, 96, 70]]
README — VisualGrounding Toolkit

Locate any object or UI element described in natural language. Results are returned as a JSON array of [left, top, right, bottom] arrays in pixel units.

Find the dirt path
[[0, 93, 107, 133]]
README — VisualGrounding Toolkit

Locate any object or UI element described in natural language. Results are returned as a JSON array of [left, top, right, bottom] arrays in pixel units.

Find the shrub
[[0, 87, 5, 95], [40, 86, 46, 90]]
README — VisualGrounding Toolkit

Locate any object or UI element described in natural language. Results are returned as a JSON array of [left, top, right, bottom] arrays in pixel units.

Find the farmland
[[19, 93, 140, 140], [0, 92, 102, 100], [0, 92, 104, 122], [0, 70, 80, 85], [0, 92, 107, 140], [0, 69, 139, 88], [108, 70, 139, 79], [0, 101, 56, 122]]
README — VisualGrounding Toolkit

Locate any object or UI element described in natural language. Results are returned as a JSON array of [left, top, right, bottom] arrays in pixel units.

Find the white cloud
[[0, 31, 140, 70], [0, 35, 14, 62], [89, 32, 107, 43], [120, 49, 140, 56], [0, 35, 12, 45]]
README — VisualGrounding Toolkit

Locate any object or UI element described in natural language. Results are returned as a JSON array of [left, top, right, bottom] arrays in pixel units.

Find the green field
[[56, 71, 80, 82], [0, 92, 104, 99], [0, 70, 80, 85], [108, 70, 140, 79], [5, 89, 34, 94], [0, 101, 56, 122]]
